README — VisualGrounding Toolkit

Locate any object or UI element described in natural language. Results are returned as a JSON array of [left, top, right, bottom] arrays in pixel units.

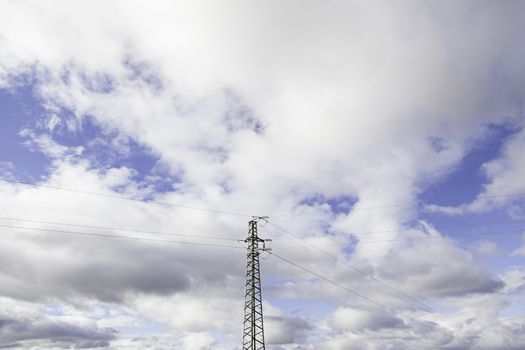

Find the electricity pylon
[[242, 216, 271, 350]]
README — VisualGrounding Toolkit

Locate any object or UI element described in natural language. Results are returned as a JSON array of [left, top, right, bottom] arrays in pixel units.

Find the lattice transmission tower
[[242, 216, 271, 350]]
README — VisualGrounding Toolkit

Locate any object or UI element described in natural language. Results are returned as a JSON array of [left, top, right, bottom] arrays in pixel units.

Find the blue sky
[[0, 86, 49, 180], [1, 1, 525, 349]]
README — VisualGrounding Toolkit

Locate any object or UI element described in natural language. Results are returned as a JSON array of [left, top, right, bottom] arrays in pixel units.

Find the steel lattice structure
[[242, 217, 270, 350]]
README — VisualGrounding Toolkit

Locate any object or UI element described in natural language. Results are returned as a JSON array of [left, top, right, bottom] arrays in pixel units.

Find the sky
[[1, 0, 525, 349]]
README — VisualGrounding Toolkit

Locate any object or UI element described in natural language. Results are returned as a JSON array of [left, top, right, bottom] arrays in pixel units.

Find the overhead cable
[[268, 221, 433, 312], [0, 217, 240, 241], [0, 224, 243, 249], [271, 191, 525, 216], [269, 251, 393, 310], [0, 178, 251, 217]]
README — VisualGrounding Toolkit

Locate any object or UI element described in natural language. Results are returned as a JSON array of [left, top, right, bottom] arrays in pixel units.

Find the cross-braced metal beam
[[242, 217, 270, 350]]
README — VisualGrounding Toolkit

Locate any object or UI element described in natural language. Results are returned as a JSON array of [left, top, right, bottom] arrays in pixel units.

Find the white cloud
[[511, 233, 525, 257], [179, 332, 216, 350], [474, 240, 501, 256], [131, 293, 242, 334], [0, 297, 116, 348], [378, 234, 503, 297], [500, 266, 525, 292], [1, 0, 525, 348], [265, 316, 312, 345], [426, 125, 525, 216], [0, 161, 15, 179], [330, 307, 405, 333]]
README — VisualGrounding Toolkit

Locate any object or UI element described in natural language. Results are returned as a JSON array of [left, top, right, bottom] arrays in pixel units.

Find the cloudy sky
[[1, 1, 525, 349]]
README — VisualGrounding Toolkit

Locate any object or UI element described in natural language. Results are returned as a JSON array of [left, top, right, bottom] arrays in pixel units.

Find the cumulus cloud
[[426, 125, 525, 216], [0, 161, 245, 302], [509, 232, 525, 257], [0, 298, 116, 349], [1, 0, 525, 349], [330, 307, 406, 333], [265, 316, 312, 345], [500, 266, 525, 292], [474, 240, 501, 256], [379, 238, 504, 297], [0, 317, 115, 349]]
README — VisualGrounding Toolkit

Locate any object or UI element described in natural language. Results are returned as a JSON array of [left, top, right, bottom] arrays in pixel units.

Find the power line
[[0, 178, 251, 217], [269, 251, 392, 310], [356, 229, 524, 244], [268, 221, 433, 312], [3, 177, 524, 218], [0, 217, 240, 241], [271, 191, 525, 217], [270, 228, 524, 247], [431, 191, 525, 201], [271, 203, 412, 217], [269, 218, 525, 238], [0, 224, 243, 249], [270, 251, 478, 349]]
